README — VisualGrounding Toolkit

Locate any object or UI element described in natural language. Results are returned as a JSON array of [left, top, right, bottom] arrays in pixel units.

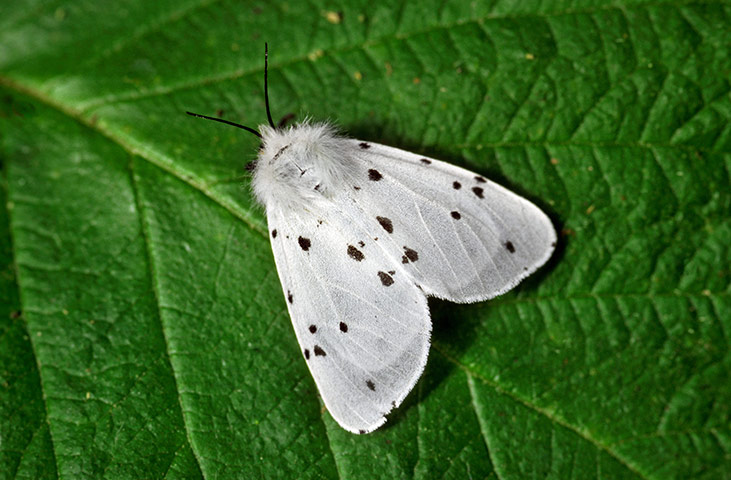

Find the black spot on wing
[[298, 236, 311, 251], [451, 211, 461, 219], [358, 240, 365, 247], [354, 185, 361, 190], [376, 216, 393, 234], [475, 176, 487, 183], [314, 345, 326, 356], [377, 271, 394, 286], [271, 229, 277, 238], [472, 187, 484, 199], [403, 246, 418, 262], [304, 349, 310, 360], [366, 380, 376, 391], [368, 169, 382, 181], [505, 241, 516, 253], [420, 158, 431, 165], [452, 181, 461, 190], [359, 142, 371, 149], [309, 325, 317, 334], [358, 429, 365, 434], [347, 245, 365, 261], [339, 322, 348, 333], [287, 290, 293, 304]]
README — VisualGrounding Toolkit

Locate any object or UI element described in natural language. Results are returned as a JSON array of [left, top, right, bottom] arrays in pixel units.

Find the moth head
[[186, 44, 353, 210], [252, 121, 351, 208]]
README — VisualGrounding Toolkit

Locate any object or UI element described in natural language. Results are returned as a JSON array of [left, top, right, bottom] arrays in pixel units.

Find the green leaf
[[1, 1, 729, 478]]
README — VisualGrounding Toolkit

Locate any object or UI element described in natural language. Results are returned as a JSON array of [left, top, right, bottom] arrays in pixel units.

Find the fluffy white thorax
[[252, 121, 354, 209]]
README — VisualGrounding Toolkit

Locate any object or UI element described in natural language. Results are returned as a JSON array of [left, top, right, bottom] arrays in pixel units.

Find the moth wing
[[267, 205, 430, 434], [349, 140, 556, 303]]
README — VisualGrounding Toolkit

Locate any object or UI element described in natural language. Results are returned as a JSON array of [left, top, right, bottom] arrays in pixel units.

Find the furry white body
[[252, 122, 556, 433]]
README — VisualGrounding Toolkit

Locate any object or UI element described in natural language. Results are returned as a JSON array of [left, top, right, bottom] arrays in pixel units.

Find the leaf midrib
[[3, 70, 724, 242]]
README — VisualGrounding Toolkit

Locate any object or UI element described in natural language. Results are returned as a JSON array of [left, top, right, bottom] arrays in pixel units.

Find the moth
[[188, 45, 556, 434]]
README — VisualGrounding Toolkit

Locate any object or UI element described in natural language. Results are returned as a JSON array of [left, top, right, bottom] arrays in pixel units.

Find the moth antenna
[[185, 111, 262, 139], [264, 43, 276, 129]]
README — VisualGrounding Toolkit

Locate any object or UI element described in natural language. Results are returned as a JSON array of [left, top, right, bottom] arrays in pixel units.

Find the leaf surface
[[1, 1, 729, 478]]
